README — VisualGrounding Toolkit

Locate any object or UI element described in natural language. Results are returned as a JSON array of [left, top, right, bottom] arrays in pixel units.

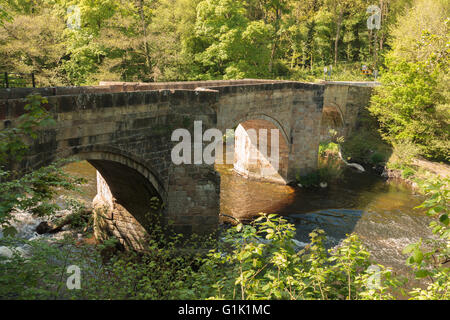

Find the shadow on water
[[216, 160, 431, 274]]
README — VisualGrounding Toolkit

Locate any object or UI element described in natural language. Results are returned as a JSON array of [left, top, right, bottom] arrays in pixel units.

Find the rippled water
[[60, 160, 432, 276], [215, 161, 432, 275]]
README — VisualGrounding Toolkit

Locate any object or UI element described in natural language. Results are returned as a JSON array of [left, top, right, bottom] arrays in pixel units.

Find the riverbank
[[382, 158, 450, 191]]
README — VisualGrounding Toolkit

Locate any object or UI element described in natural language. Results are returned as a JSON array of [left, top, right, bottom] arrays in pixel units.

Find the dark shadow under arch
[[54, 146, 167, 231], [320, 104, 345, 142]]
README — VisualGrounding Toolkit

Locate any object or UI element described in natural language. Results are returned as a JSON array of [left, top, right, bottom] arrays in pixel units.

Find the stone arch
[[68, 146, 166, 200], [230, 113, 290, 146], [232, 115, 290, 185], [320, 103, 345, 142], [48, 146, 167, 250]]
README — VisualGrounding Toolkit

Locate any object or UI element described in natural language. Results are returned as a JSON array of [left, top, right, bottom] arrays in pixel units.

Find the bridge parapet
[[0, 79, 283, 100]]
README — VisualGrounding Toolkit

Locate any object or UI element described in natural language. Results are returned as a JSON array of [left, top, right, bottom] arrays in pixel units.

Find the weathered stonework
[[321, 81, 378, 142], [1, 80, 376, 250]]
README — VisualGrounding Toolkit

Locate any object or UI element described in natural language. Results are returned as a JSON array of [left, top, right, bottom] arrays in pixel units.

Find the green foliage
[[369, 58, 449, 160], [300, 134, 344, 187], [369, 3, 449, 161], [319, 141, 340, 157], [370, 153, 385, 165], [342, 129, 391, 165], [296, 156, 344, 188], [0, 95, 55, 165], [58, 198, 92, 231], [318, 157, 344, 183], [0, 3, 12, 26], [181, 214, 399, 300], [403, 178, 450, 299], [187, 0, 273, 79], [0, 214, 213, 299], [0, 209, 446, 300], [0, 94, 85, 236], [296, 171, 321, 188], [401, 167, 416, 179], [0, 0, 448, 302], [0, 160, 86, 236], [0, 0, 414, 84]]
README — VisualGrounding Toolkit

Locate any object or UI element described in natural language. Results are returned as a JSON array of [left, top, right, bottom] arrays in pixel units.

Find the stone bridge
[[0, 79, 376, 249]]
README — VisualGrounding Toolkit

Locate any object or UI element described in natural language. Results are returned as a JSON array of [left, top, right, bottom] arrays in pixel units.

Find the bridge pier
[[166, 164, 220, 236]]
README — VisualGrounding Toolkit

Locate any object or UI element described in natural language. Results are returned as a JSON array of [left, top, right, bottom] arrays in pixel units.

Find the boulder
[[0, 246, 13, 259]]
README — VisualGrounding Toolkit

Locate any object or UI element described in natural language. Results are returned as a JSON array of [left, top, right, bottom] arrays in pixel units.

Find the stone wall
[[322, 81, 377, 141]]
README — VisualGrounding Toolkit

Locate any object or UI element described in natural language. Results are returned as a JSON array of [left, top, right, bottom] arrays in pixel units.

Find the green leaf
[[2, 226, 18, 237], [413, 248, 423, 265], [439, 214, 449, 226], [415, 269, 431, 279], [402, 243, 416, 254]]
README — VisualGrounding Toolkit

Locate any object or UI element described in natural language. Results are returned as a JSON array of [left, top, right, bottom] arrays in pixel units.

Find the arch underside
[[233, 118, 289, 185], [44, 147, 167, 248], [87, 159, 160, 227], [320, 105, 345, 142]]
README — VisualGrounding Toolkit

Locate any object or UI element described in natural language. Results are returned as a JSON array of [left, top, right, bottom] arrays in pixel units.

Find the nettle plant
[[403, 178, 450, 299], [185, 214, 399, 300]]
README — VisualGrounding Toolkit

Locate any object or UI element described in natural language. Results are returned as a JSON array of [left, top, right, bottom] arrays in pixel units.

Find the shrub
[[369, 56, 449, 161], [401, 167, 416, 179], [296, 171, 321, 187], [184, 214, 399, 300], [319, 142, 340, 157], [403, 178, 450, 300]]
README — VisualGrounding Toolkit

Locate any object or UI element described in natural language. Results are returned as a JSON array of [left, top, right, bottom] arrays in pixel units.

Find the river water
[[59, 160, 432, 277], [216, 162, 431, 275]]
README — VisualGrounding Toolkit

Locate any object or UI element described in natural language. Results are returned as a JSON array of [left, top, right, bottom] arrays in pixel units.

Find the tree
[[0, 4, 68, 86], [0, 95, 85, 236], [369, 0, 450, 161], [189, 0, 273, 79]]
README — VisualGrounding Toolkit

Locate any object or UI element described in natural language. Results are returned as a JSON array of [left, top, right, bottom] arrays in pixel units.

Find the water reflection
[[61, 161, 97, 203]]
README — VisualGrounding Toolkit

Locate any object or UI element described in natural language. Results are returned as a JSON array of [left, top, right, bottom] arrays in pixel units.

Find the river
[[60, 159, 432, 278]]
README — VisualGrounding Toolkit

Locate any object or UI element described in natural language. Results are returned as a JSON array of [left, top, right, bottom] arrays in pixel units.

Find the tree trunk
[[269, 8, 281, 74], [334, 7, 343, 66], [138, 0, 152, 78], [379, 0, 386, 51]]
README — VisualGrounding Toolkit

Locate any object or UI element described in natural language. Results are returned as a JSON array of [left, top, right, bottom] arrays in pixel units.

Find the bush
[[342, 127, 391, 165], [296, 171, 321, 187], [319, 142, 340, 157], [184, 214, 399, 300], [401, 167, 416, 179], [403, 178, 450, 300]]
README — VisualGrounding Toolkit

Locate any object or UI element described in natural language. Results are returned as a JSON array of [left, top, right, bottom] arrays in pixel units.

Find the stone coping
[[320, 81, 381, 87], [0, 79, 323, 100]]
